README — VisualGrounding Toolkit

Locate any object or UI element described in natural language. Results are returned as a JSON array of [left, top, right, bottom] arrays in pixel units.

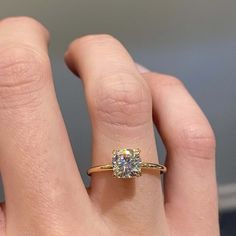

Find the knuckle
[[1, 16, 35, 24], [0, 16, 49, 35], [92, 72, 152, 128], [178, 124, 216, 159], [147, 73, 185, 89], [159, 74, 184, 87], [69, 34, 119, 50], [164, 76, 183, 86], [0, 45, 50, 108]]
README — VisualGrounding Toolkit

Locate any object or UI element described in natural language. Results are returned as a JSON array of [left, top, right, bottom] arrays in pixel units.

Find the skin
[[0, 17, 219, 236]]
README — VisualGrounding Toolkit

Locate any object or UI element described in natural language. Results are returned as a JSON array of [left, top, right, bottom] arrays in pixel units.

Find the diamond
[[112, 148, 142, 178]]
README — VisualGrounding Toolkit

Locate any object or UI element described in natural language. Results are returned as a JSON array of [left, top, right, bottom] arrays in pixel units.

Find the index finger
[[0, 17, 90, 233]]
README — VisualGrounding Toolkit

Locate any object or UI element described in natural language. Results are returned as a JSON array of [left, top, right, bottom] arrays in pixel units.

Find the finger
[[0, 17, 90, 234], [65, 35, 168, 234], [144, 72, 219, 235]]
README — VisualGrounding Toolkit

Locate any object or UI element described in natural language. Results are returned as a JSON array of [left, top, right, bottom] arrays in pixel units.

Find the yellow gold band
[[87, 162, 167, 176]]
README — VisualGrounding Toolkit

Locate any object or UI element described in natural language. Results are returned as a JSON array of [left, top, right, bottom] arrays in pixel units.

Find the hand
[[0, 17, 219, 236]]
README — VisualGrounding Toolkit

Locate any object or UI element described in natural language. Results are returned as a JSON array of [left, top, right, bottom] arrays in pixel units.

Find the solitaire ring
[[87, 148, 167, 178]]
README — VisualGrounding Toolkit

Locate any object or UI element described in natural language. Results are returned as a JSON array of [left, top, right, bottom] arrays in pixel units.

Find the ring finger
[[65, 34, 168, 235]]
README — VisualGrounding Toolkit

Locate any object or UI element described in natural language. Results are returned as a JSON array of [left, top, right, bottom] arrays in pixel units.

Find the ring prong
[[134, 148, 141, 155]]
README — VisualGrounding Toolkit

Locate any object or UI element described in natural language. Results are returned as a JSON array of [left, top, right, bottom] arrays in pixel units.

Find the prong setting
[[112, 148, 142, 178]]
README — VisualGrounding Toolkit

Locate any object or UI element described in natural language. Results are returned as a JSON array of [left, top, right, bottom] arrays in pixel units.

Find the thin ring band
[[87, 162, 167, 176]]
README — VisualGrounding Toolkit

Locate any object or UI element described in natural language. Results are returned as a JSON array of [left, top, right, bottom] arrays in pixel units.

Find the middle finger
[[65, 35, 168, 234]]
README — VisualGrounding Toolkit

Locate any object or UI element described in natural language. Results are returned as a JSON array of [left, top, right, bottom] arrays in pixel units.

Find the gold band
[[87, 162, 167, 176]]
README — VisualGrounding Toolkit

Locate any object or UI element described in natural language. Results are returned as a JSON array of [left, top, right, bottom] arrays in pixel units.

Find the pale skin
[[0, 17, 219, 236]]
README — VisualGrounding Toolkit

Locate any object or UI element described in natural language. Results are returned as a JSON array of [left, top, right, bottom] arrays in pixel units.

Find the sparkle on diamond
[[112, 148, 142, 178]]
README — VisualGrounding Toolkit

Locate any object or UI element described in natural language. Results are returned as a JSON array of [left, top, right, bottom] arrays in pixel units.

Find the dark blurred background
[[0, 0, 236, 235]]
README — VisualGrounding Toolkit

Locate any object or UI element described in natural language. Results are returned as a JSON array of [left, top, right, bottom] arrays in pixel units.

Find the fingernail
[[136, 63, 150, 73]]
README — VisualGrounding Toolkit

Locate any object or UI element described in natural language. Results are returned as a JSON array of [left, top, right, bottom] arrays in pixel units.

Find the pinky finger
[[144, 72, 219, 236]]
